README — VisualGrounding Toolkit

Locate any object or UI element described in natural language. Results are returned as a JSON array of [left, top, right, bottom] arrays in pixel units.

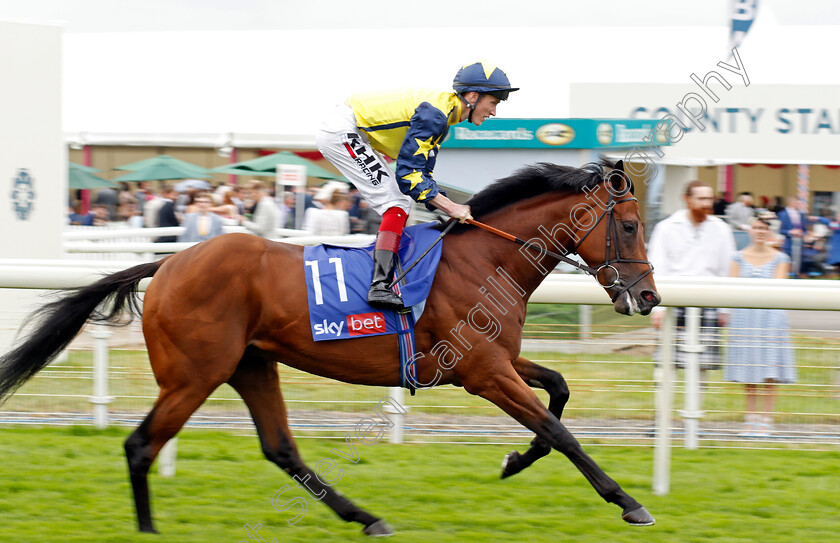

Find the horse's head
[[573, 160, 661, 316]]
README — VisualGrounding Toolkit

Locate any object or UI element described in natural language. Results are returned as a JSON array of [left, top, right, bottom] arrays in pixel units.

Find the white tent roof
[[4, 0, 840, 147]]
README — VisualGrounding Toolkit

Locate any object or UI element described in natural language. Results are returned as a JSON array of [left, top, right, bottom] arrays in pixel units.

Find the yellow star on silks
[[403, 170, 424, 190], [413, 135, 438, 160], [417, 188, 432, 201]]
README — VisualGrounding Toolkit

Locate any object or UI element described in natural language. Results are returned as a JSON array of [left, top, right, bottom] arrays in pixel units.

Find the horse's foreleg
[[501, 356, 570, 479], [227, 352, 393, 537], [468, 366, 654, 526], [125, 385, 215, 533]]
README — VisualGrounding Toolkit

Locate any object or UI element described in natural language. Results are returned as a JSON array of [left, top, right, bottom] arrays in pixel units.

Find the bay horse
[[0, 159, 660, 536]]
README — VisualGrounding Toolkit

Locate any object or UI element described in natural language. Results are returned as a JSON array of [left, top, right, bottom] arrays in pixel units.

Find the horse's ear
[[608, 161, 631, 196]]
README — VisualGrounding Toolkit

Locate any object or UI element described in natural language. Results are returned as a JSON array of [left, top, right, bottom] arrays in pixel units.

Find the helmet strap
[[457, 92, 482, 124]]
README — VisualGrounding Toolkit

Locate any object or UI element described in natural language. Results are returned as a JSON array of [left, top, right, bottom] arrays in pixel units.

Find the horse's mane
[[451, 158, 627, 223], [463, 160, 608, 220]]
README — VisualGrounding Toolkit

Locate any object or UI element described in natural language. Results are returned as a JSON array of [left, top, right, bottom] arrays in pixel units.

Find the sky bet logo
[[347, 312, 386, 336], [313, 319, 344, 337], [313, 311, 387, 338]]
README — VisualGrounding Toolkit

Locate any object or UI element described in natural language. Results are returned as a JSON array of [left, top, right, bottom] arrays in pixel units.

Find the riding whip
[[388, 218, 457, 289]]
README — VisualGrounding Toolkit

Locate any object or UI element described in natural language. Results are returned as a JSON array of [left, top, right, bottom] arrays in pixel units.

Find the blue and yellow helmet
[[453, 62, 519, 101]]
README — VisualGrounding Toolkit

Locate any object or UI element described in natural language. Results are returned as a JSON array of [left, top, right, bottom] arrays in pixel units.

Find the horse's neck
[[464, 192, 581, 298]]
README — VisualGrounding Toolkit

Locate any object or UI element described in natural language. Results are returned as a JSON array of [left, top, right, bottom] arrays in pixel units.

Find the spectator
[[155, 185, 180, 243], [713, 193, 729, 216], [210, 189, 242, 226], [725, 192, 754, 250], [801, 222, 830, 276], [68, 202, 94, 225], [347, 187, 362, 219], [90, 204, 110, 226], [302, 191, 352, 236], [353, 199, 383, 235], [648, 180, 736, 376], [825, 210, 840, 277], [175, 188, 196, 215], [134, 181, 153, 215], [118, 182, 136, 207], [178, 192, 224, 243], [777, 197, 809, 277], [725, 214, 795, 437], [241, 180, 278, 238], [306, 187, 320, 209], [143, 186, 165, 228], [281, 188, 316, 229], [93, 186, 119, 220], [229, 185, 246, 216], [280, 190, 299, 229], [123, 202, 144, 229]]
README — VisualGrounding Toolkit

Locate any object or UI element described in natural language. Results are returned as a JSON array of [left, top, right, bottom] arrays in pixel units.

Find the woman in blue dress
[[725, 214, 796, 436]]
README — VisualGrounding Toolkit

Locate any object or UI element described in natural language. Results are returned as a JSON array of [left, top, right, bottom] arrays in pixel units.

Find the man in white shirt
[[648, 180, 736, 370], [649, 181, 736, 284], [241, 180, 279, 239]]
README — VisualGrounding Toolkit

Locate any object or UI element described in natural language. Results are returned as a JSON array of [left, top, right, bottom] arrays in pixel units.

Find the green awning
[[114, 162, 210, 182], [114, 155, 211, 176], [212, 151, 346, 181], [68, 163, 117, 189]]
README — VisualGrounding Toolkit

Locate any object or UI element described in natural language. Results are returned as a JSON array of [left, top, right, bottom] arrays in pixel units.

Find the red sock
[[375, 207, 408, 253]]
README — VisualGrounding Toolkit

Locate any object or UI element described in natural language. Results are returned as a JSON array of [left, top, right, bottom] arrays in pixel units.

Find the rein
[[465, 218, 599, 275], [466, 190, 654, 303]]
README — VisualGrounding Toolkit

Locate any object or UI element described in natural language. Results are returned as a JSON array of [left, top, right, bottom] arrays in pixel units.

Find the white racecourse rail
[[0, 260, 838, 494]]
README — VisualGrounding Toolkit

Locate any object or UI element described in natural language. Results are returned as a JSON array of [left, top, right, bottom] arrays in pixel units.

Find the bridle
[[569, 190, 654, 302], [465, 179, 654, 303]]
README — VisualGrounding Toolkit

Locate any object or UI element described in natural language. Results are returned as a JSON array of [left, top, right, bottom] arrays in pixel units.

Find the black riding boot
[[367, 249, 404, 310]]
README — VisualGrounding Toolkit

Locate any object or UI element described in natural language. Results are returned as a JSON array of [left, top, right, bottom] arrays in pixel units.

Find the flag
[[730, 0, 759, 52]]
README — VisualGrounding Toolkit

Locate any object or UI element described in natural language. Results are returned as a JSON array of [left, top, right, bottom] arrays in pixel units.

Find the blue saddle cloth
[[303, 222, 442, 342]]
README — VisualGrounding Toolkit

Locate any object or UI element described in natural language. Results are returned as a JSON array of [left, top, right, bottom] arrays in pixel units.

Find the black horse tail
[[0, 260, 165, 404]]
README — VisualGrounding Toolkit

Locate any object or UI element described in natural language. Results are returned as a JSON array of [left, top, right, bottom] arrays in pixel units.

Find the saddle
[[303, 222, 443, 342]]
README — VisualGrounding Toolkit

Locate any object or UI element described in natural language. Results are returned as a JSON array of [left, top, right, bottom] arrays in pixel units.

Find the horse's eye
[[622, 222, 636, 234]]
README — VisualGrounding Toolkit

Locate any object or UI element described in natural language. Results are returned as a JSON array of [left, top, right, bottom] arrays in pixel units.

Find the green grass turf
[[0, 427, 837, 542]]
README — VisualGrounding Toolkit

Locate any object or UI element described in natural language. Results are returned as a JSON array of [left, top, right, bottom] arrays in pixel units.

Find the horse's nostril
[[641, 290, 658, 303]]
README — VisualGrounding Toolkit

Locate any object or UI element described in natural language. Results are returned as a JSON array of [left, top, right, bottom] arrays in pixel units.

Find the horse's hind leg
[[227, 350, 392, 537], [125, 383, 217, 533], [466, 362, 654, 526], [501, 356, 570, 479]]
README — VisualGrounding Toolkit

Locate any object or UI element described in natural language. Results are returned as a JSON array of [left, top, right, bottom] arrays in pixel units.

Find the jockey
[[316, 61, 518, 310]]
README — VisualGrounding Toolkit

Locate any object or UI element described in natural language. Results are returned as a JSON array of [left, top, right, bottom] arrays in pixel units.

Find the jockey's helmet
[[453, 62, 519, 101]]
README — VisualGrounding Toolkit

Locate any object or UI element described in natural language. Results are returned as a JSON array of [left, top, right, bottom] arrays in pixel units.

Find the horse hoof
[[363, 520, 395, 537], [500, 450, 521, 479], [622, 505, 655, 526]]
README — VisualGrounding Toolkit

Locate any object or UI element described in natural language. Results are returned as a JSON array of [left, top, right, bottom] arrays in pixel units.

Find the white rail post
[[158, 438, 177, 477], [681, 307, 704, 450], [579, 305, 592, 339], [386, 387, 406, 444], [88, 325, 114, 429], [653, 307, 674, 496]]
